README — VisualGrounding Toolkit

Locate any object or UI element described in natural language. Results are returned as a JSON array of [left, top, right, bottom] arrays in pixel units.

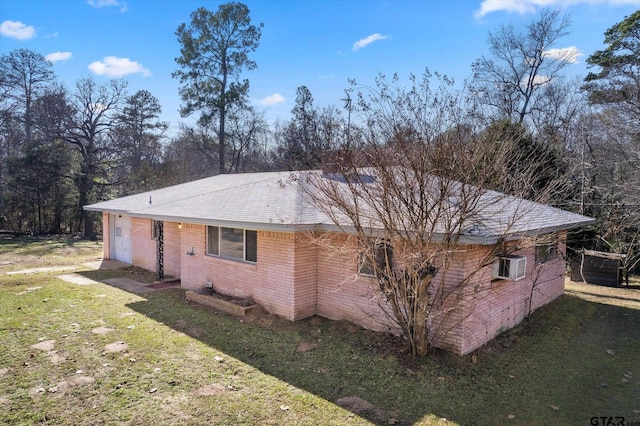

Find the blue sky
[[2, 0, 640, 135]]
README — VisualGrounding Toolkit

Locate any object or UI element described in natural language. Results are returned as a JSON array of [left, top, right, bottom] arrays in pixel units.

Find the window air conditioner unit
[[492, 256, 526, 281]]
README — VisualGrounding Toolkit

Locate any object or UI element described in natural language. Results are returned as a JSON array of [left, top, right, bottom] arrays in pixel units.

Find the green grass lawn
[[1, 236, 639, 425]]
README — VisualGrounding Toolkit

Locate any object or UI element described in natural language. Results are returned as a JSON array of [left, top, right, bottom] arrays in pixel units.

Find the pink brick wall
[[456, 233, 567, 355], [121, 219, 182, 280], [116, 216, 567, 356], [313, 233, 567, 355], [131, 217, 156, 272], [163, 222, 181, 279], [293, 234, 318, 320], [315, 234, 399, 334], [179, 225, 299, 320]]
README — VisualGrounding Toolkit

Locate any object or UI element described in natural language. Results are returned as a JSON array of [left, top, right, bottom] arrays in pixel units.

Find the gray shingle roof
[[85, 170, 594, 243]]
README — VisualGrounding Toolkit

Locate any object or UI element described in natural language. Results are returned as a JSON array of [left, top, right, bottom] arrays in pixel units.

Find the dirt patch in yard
[[187, 327, 204, 337], [195, 288, 256, 307], [31, 376, 96, 398], [31, 340, 56, 351], [295, 342, 318, 353], [194, 383, 228, 396], [104, 342, 128, 353], [92, 326, 114, 335], [47, 350, 67, 364]]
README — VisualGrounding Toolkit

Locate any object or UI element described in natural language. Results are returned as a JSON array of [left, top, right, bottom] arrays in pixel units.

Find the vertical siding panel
[[102, 213, 110, 259]]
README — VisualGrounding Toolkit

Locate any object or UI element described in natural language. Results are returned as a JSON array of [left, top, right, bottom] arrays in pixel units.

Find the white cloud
[[88, 0, 128, 12], [0, 20, 36, 40], [45, 51, 73, 63], [475, 0, 640, 19], [352, 33, 389, 51], [258, 93, 285, 106], [88, 56, 151, 77], [543, 46, 582, 63]]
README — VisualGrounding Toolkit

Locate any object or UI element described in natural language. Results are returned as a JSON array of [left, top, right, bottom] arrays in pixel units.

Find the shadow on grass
[[566, 289, 640, 304], [77, 266, 158, 284], [126, 290, 640, 425]]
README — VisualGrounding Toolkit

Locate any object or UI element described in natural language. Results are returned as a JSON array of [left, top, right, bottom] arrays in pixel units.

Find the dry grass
[[565, 277, 640, 310], [1, 236, 639, 425]]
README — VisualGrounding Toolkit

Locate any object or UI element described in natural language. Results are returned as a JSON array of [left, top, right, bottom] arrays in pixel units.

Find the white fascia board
[[83, 206, 131, 215], [129, 213, 298, 233]]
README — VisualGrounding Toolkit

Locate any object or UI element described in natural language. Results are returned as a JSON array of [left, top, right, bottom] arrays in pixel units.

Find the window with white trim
[[206, 226, 257, 263]]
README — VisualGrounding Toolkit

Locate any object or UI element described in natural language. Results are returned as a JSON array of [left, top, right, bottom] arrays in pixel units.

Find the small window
[[358, 252, 376, 276], [206, 226, 256, 263], [492, 256, 526, 281], [535, 241, 558, 264], [358, 239, 392, 276]]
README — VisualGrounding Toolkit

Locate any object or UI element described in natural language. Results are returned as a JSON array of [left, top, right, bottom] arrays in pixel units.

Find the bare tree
[[224, 105, 270, 173], [302, 71, 573, 356], [65, 77, 127, 237], [0, 49, 56, 146], [576, 111, 640, 279], [114, 89, 168, 194], [472, 9, 573, 127], [161, 124, 220, 184]]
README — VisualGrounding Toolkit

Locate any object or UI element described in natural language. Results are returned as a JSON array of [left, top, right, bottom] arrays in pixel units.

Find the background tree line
[[0, 4, 638, 275]]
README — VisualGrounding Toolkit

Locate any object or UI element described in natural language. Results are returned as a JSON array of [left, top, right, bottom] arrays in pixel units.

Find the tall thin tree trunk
[[78, 155, 95, 238], [219, 109, 225, 174]]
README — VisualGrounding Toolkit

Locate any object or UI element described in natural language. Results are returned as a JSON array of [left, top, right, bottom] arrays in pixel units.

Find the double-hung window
[[207, 226, 257, 263]]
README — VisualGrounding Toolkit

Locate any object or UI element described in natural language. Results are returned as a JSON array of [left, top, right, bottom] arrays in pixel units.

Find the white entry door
[[112, 214, 131, 263]]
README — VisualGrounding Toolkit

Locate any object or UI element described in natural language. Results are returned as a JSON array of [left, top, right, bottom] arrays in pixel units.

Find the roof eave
[[83, 206, 132, 215]]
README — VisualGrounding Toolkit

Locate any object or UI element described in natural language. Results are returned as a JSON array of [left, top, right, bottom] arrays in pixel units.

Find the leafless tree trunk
[[66, 77, 127, 238], [302, 71, 571, 356], [472, 9, 573, 128]]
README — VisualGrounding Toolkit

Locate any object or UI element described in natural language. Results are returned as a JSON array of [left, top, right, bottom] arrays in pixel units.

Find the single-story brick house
[[84, 170, 593, 355]]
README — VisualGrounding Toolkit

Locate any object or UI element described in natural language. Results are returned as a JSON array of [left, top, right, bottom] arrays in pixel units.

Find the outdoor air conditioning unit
[[492, 256, 526, 281]]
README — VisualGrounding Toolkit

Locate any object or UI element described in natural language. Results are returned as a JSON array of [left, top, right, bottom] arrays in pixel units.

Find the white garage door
[[112, 214, 131, 264]]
